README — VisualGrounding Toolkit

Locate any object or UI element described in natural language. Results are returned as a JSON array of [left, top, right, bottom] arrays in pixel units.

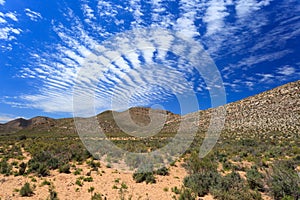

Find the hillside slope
[[0, 80, 299, 136]]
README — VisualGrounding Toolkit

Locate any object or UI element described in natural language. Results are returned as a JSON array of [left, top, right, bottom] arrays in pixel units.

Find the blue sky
[[0, 0, 299, 122]]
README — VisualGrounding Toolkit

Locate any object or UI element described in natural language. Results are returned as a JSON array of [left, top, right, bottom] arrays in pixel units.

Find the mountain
[[0, 80, 299, 136], [0, 116, 56, 134]]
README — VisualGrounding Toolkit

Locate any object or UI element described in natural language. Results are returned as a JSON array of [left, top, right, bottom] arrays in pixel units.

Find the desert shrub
[[268, 160, 300, 200], [281, 196, 294, 200], [47, 157, 59, 170], [41, 180, 51, 186], [178, 188, 196, 200], [125, 154, 142, 169], [246, 166, 264, 191], [121, 182, 128, 189], [0, 159, 12, 175], [27, 151, 58, 176], [83, 176, 94, 182], [59, 164, 70, 174], [20, 182, 34, 197], [216, 152, 227, 162], [211, 171, 262, 200], [73, 168, 82, 175], [36, 163, 50, 177], [91, 193, 103, 200], [48, 186, 59, 200], [7, 145, 23, 158], [18, 135, 27, 140], [19, 162, 27, 175], [240, 139, 257, 147], [171, 186, 181, 194], [133, 171, 156, 184], [87, 160, 100, 171], [155, 167, 169, 176], [33, 151, 53, 163], [222, 160, 232, 171], [184, 170, 220, 197], [75, 179, 83, 187], [215, 171, 244, 191], [184, 151, 217, 174], [212, 187, 262, 200]]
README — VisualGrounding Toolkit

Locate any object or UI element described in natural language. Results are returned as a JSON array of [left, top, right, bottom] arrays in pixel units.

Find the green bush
[[75, 179, 83, 187], [59, 164, 70, 174], [41, 180, 51, 186], [246, 166, 264, 191], [121, 182, 128, 189], [211, 171, 262, 200], [212, 187, 262, 200], [87, 160, 100, 171], [18, 135, 27, 140], [27, 159, 50, 177], [19, 162, 27, 175], [20, 182, 34, 197], [155, 167, 169, 176], [91, 193, 103, 200], [184, 152, 217, 174], [37, 163, 50, 177], [0, 159, 12, 176], [133, 171, 156, 184], [48, 157, 59, 170], [268, 160, 300, 200], [171, 186, 181, 194], [73, 168, 82, 175], [48, 187, 59, 200], [83, 176, 93, 182], [184, 170, 220, 197], [178, 188, 196, 200]]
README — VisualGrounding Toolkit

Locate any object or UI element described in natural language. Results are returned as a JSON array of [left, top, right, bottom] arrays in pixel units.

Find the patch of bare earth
[[0, 160, 187, 200]]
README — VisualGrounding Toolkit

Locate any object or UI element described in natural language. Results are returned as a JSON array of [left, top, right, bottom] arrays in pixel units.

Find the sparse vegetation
[[0, 158, 11, 176], [133, 171, 156, 184], [268, 160, 300, 200], [48, 186, 59, 200], [91, 193, 103, 200], [19, 182, 34, 197], [0, 81, 299, 199], [59, 163, 71, 174]]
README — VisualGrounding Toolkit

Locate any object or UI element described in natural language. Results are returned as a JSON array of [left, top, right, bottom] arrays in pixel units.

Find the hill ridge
[[0, 80, 299, 135]]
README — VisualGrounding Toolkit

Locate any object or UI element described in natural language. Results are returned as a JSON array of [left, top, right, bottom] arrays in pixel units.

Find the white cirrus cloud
[[0, 27, 21, 40], [235, 0, 272, 19], [4, 12, 18, 21], [175, 0, 202, 38], [24, 8, 42, 21], [276, 65, 296, 76], [203, 0, 230, 36], [17, 15, 218, 115]]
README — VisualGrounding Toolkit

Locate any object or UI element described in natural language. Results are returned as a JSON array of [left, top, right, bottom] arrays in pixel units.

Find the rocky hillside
[[0, 80, 299, 136], [185, 80, 300, 136]]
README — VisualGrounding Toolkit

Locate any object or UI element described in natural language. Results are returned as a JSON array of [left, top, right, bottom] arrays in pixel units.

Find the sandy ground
[[0, 159, 187, 200], [0, 150, 276, 200]]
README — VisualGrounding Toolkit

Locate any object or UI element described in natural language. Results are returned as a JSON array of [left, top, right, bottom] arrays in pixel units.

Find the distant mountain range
[[1, 80, 299, 136]]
